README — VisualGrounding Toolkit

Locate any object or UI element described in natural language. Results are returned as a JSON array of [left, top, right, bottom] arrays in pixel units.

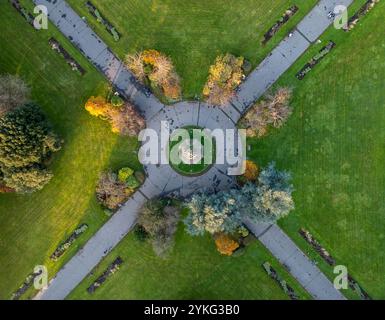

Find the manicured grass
[[68, 218, 311, 300], [0, 2, 140, 299], [68, 0, 318, 99], [247, 0, 385, 299], [3, 0, 384, 300], [0, 1, 310, 300], [169, 126, 215, 176]]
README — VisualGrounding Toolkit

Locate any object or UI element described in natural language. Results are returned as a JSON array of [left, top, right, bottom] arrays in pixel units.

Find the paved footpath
[[33, 0, 352, 300], [244, 220, 346, 300]]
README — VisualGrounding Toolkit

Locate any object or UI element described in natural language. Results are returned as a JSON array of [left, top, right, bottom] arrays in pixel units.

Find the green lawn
[[68, 218, 310, 300], [66, 0, 385, 299], [68, 0, 318, 99], [247, 0, 385, 299], [169, 126, 215, 176], [0, 2, 141, 299], [0, 0, 311, 300], [2, 0, 384, 301]]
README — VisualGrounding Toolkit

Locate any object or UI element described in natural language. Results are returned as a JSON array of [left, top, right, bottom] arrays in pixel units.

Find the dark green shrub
[[111, 95, 124, 107], [0, 103, 61, 193], [2, 166, 53, 193], [133, 225, 149, 242], [126, 175, 140, 189]]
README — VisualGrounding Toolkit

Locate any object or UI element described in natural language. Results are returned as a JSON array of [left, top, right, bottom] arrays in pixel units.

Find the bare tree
[[267, 87, 292, 106], [242, 100, 270, 137], [240, 87, 292, 137], [268, 102, 292, 128], [138, 199, 180, 257], [125, 52, 146, 82], [125, 50, 181, 100], [96, 171, 130, 210], [150, 54, 173, 85], [206, 83, 234, 106], [266, 87, 292, 128], [109, 102, 146, 136]]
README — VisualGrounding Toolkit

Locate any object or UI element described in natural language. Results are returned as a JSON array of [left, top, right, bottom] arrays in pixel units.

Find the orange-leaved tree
[[244, 160, 259, 182], [214, 233, 239, 256]]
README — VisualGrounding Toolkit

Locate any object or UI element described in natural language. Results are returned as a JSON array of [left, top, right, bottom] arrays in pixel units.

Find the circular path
[[33, 0, 350, 300]]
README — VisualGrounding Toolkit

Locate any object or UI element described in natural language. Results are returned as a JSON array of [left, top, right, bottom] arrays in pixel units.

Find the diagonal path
[[33, 0, 352, 300], [245, 220, 346, 300]]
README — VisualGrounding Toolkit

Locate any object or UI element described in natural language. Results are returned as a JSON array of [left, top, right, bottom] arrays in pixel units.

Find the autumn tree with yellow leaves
[[85, 96, 145, 136], [203, 53, 244, 106]]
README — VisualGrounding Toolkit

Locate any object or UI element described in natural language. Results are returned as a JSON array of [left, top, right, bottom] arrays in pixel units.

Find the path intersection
[[33, 0, 351, 300]]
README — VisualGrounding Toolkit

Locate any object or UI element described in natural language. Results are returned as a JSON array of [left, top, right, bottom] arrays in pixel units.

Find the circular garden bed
[[168, 126, 215, 176]]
